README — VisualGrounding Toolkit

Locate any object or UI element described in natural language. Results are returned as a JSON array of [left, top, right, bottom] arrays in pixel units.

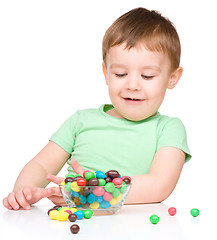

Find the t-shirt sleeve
[[156, 118, 191, 162], [49, 112, 78, 154]]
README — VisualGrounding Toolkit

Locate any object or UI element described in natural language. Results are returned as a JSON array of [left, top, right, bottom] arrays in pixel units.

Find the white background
[[0, 0, 216, 229]]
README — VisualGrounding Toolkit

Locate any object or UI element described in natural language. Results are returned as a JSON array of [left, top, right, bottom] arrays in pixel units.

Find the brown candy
[[70, 224, 80, 234], [122, 177, 131, 184], [65, 177, 74, 184], [107, 170, 119, 179], [68, 213, 77, 222], [105, 176, 112, 183], [88, 178, 99, 186]]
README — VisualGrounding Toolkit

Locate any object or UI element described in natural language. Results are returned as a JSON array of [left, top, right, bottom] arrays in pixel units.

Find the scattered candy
[[68, 213, 77, 222], [168, 207, 177, 216], [190, 208, 200, 217], [70, 224, 80, 234], [48, 206, 93, 222], [150, 215, 160, 224]]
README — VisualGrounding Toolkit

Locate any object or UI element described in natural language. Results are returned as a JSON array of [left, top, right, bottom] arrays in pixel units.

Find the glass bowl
[[59, 183, 132, 215]]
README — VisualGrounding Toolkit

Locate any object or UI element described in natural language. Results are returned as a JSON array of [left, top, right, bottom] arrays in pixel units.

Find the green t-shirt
[[50, 104, 191, 176]]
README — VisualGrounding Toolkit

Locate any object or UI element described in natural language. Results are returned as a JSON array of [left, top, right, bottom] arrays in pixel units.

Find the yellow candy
[[114, 193, 123, 202], [59, 207, 69, 212], [90, 201, 100, 209], [49, 210, 59, 220], [60, 181, 65, 186], [56, 211, 69, 221], [69, 208, 77, 213], [71, 181, 80, 192], [109, 198, 119, 206]]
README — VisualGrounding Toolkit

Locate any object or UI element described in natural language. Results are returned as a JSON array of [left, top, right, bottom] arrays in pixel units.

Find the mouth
[[123, 97, 145, 103]]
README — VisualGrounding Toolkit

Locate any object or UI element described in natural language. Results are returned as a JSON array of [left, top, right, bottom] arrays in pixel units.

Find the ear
[[102, 62, 109, 85], [167, 67, 183, 89]]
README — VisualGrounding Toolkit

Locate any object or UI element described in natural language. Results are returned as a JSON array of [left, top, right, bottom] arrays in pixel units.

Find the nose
[[126, 75, 141, 91]]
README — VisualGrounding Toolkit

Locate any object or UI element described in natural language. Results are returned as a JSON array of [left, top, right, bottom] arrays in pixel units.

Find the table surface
[[0, 197, 214, 240]]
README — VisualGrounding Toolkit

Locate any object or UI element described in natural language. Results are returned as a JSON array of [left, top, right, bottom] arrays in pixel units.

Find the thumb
[[71, 158, 84, 175]]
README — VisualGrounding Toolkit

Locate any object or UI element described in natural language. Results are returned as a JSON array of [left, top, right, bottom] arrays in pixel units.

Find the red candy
[[77, 178, 87, 186], [168, 207, 177, 216], [103, 192, 113, 201]]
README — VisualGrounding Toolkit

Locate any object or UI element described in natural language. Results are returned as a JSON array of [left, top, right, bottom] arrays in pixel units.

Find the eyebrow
[[110, 63, 161, 71]]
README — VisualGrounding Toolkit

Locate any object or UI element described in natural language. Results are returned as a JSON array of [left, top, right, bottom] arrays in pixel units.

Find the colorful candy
[[60, 169, 132, 211]]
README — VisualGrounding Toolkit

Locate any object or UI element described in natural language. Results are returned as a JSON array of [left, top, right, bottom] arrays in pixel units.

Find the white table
[[0, 198, 213, 240]]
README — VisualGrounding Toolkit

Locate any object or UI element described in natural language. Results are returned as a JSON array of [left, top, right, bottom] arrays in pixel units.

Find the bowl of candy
[[59, 170, 132, 215]]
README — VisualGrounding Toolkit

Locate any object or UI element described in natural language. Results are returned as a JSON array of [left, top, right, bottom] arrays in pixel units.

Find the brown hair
[[102, 7, 181, 72]]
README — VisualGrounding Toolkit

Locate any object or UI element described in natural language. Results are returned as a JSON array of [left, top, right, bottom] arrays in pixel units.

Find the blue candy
[[95, 171, 106, 179], [71, 190, 80, 198], [79, 195, 87, 204], [100, 200, 111, 209], [87, 193, 95, 204], [74, 210, 84, 220], [96, 195, 103, 203]]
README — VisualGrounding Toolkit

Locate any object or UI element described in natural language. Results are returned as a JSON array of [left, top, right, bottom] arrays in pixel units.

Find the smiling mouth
[[123, 97, 145, 102]]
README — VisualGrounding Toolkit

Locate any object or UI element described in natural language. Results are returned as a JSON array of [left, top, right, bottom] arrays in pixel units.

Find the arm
[[3, 141, 70, 210], [124, 146, 185, 204]]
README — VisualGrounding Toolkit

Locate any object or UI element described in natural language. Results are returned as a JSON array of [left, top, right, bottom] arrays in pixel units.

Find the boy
[[3, 7, 191, 210]]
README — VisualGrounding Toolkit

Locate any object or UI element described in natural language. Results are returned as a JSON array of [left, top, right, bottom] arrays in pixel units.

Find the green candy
[[150, 215, 160, 224], [83, 209, 93, 219], [120, 181, 127, 193], [98, 179, 106, 186], [64, 182, 72, 192], [112, 188, 120, 197], [85, 171, 95, 181], [105, 182, 115, 193], [190, 208, 200, 217]]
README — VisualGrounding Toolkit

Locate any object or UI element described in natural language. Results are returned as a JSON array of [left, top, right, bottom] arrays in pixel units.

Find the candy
[[77, 178, 87, 186], [105, 182, 115, 193], [100, 200, 111, 209], [190, 208, 200, 217], [93, 186, 105, 196], [71, 181, 80, 192], [168, 207, 177, 216], [65, 177, 74, 184], [121, 176, 131, 184], [85, 171, 95, 181], [70, 224, 80, 234], [103, 192, 113, 201], [88, 178, 99, 186], [68, 213, 77, 222], [56, 211, 69, 221], [90, 201, 100, 209], [49, 210, 59, 220], [65, 182, 72, 192], [112, 177, 123, 187], [87, 193, 95, 204], [74, 210, 84, 220], [106, 170, 119, 179], [150, 215, 160, 224], [95, 171, 106, 179], [83, 209, 93, 219]]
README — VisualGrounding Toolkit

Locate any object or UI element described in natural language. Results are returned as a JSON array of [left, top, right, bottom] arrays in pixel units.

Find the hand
[[70, 158, 84, 175], [46, 174, 67, 206], [3, 186, 55, 210]]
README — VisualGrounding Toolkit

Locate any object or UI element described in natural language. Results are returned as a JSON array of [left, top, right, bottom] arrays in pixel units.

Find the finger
[[47, 196, 67, 206], [2, 197, 12, 210], [71, 158, 84, 175], [23, 187, 33, 201], [47, 174, 64, 184], [7, 192, 20, 210], [15, 191, 31, 210]]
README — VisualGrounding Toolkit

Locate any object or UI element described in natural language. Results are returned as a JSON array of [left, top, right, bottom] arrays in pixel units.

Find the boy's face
[[103, 43, 182, 121]]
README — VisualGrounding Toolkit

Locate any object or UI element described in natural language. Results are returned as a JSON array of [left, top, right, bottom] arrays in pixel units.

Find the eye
[[141, 75, 155, 80], [115, 73, 127, 78]]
